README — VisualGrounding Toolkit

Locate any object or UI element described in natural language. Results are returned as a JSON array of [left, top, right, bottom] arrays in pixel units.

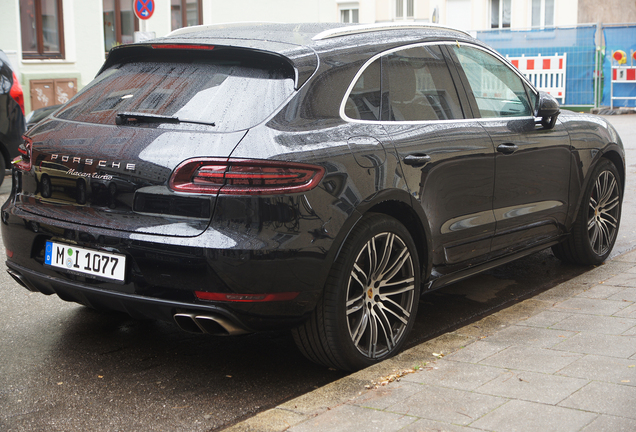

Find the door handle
[[403, 154, 431, 167], [497, 143, 519, 155]]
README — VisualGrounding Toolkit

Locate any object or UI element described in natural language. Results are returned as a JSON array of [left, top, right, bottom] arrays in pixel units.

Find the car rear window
[[55, 49, 295, 132]]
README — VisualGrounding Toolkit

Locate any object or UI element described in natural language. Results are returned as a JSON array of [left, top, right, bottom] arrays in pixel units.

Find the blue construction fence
[[476, 25, 598, 106]]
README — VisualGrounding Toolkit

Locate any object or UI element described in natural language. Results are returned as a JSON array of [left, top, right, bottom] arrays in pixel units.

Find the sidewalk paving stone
[[600, 272, 636, 287], [549, 314, 636, 335], [479, 345, 582, 373], [478, 325, 576, 348], [608, 287, 636, 302], [387, 384, 506, 425], [552, 332, 636, 358], [399, 418, 484, 432], [580, 415, 636, 432], [474, 369, 589, 404], [556, 354, 636, 386], [559, 381, 636, 419], [470, 400, 597, 432], [516, 310, 571, 328], [615, 303, 636, 318], [350, 381, 423, 410], [444, 340, 508, 363], [577, 284, 628, 299], [286, 404, 416, 432], [552, 297, 630, 316], [401, 360, 506, 391]]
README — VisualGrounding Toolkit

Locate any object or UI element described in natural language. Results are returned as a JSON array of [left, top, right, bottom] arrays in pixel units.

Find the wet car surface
[[2, 22, 625, 371]]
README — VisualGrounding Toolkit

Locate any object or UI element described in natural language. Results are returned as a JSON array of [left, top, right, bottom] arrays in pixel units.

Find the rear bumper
[[1, 195, 330, 332], [7, 260, 254, 333]]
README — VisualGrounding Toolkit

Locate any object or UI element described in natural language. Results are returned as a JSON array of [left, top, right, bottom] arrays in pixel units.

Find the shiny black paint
[[481, 117, 571, 256], [387, 121, 496, 267], [1, 24, 626, 334]]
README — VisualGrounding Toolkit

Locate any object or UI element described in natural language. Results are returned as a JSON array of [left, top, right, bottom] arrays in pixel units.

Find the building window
[[531, 0, 554, 27], [491, 0, 511, 28], [340, 8, 359, 23], [103, 0, 139, 52], [20, 0, 65, 59], [395, 0, 414, 20], [171, 0, 203, 31]]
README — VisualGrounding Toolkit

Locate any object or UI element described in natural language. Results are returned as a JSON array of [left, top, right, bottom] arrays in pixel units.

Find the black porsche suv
[[2, 23, 624, 370]]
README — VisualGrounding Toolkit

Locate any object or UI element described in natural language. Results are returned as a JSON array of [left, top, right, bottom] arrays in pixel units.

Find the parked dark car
[[25, 104, 62, 130], [0, 49, 26, 186], [3, 23, 624, 371]]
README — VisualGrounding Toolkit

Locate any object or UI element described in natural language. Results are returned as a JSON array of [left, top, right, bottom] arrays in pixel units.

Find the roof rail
[[312, 22, 471, 41]]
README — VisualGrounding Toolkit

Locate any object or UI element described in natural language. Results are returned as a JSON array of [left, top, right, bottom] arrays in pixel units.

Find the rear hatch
[[14, 44, 297, 237]]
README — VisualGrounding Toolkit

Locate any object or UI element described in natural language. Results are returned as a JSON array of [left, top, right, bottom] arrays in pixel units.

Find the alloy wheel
[[345, 231, 416, 359], [588, 170, 620, 256]]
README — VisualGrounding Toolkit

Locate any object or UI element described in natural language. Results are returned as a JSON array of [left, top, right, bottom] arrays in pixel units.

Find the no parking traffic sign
[[133, 0, 155, 20]]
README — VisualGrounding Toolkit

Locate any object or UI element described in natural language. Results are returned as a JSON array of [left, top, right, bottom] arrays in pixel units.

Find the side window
[[383, 45, 464, 121], [451, 45, 532, 118], [345, 58, 381, 121]]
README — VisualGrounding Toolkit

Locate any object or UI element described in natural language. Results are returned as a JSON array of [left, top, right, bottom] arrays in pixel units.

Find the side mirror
[[535, 92, 560, 129]]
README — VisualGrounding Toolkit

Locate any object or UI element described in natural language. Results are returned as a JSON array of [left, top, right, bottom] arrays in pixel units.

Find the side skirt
[[424, 239, 562, 292]]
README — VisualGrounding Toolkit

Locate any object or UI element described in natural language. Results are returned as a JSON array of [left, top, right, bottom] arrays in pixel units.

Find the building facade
[[2, 0, 635, 113]]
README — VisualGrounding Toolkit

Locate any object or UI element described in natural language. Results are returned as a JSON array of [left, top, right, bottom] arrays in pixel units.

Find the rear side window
[[56, 49, 295, 132], [345, 44, 463, 122], [344, 58, 382, 121]]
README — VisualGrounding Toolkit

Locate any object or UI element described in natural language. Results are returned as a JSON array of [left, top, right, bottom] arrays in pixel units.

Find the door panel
[[447, 43, 572, 256], [387, 122, 496, 266], [481, 118, 571, 255], [379, 44, 496, 266]]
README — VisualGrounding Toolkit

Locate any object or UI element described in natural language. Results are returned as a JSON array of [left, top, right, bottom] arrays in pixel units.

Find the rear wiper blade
[[115, 112, 215, 127]]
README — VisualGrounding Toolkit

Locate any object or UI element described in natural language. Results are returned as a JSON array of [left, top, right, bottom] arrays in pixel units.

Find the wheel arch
[[602, 148, 625, 193], [330, 189, 433, 284]]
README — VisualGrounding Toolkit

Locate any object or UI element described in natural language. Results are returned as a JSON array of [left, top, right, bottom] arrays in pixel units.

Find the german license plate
[[44, 241, 126, 282]]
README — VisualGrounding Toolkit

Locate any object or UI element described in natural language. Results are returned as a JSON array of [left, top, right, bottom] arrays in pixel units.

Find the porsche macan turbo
[[2, 23, 624, 371]]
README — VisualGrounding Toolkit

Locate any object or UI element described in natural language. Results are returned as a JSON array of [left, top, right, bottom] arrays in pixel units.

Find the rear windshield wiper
[[116, 112, 215, 127]]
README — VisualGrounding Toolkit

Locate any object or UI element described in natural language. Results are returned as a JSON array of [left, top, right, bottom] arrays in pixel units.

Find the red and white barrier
[[507, 53, 567, 101], [612, 67, 636, 82]]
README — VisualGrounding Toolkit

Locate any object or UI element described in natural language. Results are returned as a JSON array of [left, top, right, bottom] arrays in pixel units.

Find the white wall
[[200, 0, 338, 24], [142, 0, 172, 38], [440, 0, 580, 31], [0, 0, 22, 72]]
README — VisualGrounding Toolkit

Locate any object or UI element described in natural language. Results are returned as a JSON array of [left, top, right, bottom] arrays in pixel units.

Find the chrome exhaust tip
[[173, 313, 249, 336]]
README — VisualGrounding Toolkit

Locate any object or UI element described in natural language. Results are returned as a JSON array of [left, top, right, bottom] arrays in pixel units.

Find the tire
[[552, 158, 622, 265], [292, 213, 421, 371]]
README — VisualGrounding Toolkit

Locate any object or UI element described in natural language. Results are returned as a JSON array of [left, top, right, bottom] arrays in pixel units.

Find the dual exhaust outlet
[[173, 312, 249, 336]]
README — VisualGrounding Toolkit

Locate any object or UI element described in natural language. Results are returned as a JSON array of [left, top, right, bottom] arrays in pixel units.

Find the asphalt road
[[0, 114, 634, 432]]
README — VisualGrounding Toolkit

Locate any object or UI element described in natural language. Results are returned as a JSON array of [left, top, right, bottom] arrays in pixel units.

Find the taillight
[[13, 136, 32, 171], [169, 158, 325, 195], [195, 291, 299, 302], [10, 72, 25, 115]]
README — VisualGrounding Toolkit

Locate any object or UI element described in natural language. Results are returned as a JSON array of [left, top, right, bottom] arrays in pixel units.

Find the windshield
[[56, 50, 295, 132]]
